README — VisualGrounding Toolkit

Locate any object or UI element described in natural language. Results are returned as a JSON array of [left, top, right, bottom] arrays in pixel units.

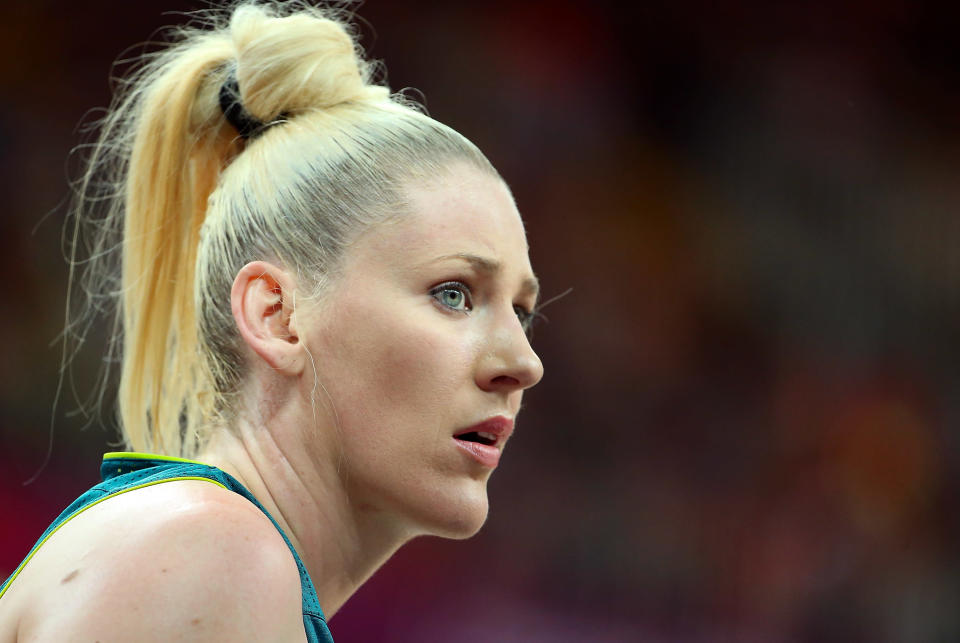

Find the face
[[299, 164, 543, 539]]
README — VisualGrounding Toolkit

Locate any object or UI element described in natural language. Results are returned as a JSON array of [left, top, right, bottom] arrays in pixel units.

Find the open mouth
[[454, 431, 498, 447], [452, 419, 511, 467]]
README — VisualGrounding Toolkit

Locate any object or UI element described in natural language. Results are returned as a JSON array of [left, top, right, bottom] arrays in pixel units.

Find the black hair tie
[[218, 71, 267, 140]]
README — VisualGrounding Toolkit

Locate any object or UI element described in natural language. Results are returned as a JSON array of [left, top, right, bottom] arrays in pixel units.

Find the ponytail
[[119, 36, 237, 455]]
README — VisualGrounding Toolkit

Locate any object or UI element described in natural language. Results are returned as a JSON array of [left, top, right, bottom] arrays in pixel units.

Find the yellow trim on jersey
[[103, 451, 210, 466], [0, 475, 228, 601]]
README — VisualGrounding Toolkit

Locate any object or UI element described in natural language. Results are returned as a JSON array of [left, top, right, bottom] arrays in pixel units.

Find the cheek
[[367, 315, 473, 415], [315, 296, 476, 433]]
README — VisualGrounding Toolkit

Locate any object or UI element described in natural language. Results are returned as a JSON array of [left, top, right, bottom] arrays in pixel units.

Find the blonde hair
[[67, 1, 497, 457]]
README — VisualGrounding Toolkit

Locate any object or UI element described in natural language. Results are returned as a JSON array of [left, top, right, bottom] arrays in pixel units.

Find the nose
[[475, 312, 544, 393]]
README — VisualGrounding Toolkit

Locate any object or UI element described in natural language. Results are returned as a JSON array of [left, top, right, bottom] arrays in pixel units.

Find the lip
[[452, 416, 514, 468]]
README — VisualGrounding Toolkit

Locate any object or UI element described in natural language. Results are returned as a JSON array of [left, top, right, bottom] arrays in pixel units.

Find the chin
[[414, 481, 491, 540], [431, 507, 489, 540]]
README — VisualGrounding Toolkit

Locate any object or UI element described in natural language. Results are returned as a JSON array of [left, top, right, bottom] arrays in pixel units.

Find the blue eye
[[431, 282, 471, 312]]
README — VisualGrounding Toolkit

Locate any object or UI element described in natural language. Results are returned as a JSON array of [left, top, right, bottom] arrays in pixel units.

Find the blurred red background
[[2, 1, 959, 641]]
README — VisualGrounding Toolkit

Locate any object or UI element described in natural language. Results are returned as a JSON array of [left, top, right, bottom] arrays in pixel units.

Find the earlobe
[[231, 261, 304, 375]]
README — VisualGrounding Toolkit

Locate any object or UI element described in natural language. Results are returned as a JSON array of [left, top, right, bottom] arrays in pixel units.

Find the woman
[[0, 2, 543, 640]]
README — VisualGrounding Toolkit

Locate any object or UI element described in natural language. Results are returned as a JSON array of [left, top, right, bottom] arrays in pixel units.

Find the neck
[[197, 408, 411, 617]]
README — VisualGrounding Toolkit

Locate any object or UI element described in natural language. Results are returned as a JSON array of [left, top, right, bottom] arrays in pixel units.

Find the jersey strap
[[1, 452, 334, 642]]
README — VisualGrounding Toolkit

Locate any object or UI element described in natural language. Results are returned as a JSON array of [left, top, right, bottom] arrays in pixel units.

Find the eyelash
[[429, 280, 539, 337], [514, 306, 537, 335], [430, 281, 472, 313]]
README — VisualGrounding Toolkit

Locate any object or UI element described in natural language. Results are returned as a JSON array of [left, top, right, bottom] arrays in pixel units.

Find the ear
[[231, 261, 303, 376]]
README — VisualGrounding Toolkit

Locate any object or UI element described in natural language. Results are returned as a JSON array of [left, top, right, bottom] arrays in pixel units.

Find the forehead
[[354, 166, 533, 274]]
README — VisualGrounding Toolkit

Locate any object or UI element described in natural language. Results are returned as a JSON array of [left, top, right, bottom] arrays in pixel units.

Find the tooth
[[478, 431, 496, 442]]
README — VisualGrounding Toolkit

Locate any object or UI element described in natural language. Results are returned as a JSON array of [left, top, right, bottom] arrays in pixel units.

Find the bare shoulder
[[10, 480, 305, 642]]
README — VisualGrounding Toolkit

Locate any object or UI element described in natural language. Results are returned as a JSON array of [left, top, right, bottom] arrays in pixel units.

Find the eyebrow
[[429, 252, 540, 301]]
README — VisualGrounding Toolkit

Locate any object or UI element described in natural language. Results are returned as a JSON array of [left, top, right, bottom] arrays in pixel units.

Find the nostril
[[490, 374, 520, 387]]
